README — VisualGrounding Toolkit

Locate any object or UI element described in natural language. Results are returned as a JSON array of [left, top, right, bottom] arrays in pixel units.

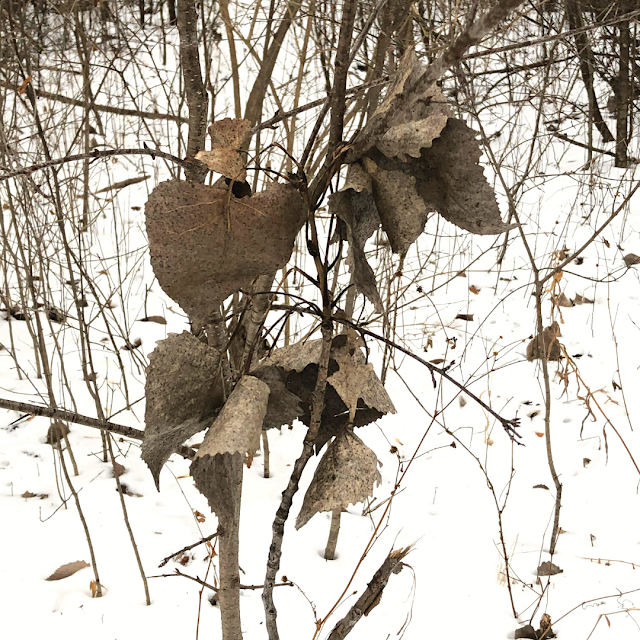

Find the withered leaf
[[193, 376, 269, 460], [353, 119, 514, 255], [191, 377, 269, 516], [376, 73, 451, 160], [138, 315, 167, 324], [142, 332, 224, 488], [195, 118, 251, 181], [413, 119, 516, 235], [537, 561, 563, 576], [296, 430, 381, 529], [623, 253, 640, 267], [514, 625, 537, 639], [328, 352, 396, 423], [145, 180, 306, 327], [46, 560, 90, 581], [554, 292, 574, 308], [328, 356, 377, 423], [455, 313, 474, 322], [46, 420, 69, 445], [361, 155, 430, 256], [328, 163, 383, 313], [260, 338, 324, 372], [250, 366, 304, 430], [573, 294, 594, 305], [259, 335, 392, 450], [526, 322, 562, 362], [348, 49, 451, 163], [111, 461, 126, 479]]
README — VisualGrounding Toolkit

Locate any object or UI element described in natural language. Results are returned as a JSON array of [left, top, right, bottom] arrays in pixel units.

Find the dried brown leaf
[[328, 353, 396, 423], [328, 163, 384, 313], [537, 561, 563, 576], [361, 155, 431, 256], [18, 74, 32, 95], [260, 338, 324, 372], [195, 118, 251, 181], [296, 430, 381, 529], [142, 332, 224, 488], [377, 83, 451, 161], [526, 322, 562, 362], [573, 294, 594, 305], [623, 253, 640, 267], [194, 376, 269, 459], [355, 50, 451, 162], [414, 119, 516, 235], [259, 335, 392, 450], [250, 366, 304, 430], [328, 356, 377, 423], [145, 180, 305, 327], [111, 461, 126, 479], [46, 560, 90, 581], [138, 315, 167, 324], [191, 377, 269, 516], [554, 292, 574, 308]]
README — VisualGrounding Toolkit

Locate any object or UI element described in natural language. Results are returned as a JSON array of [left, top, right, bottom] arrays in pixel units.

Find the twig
[[0, 148, 188, 182], [0, 78, 188, 123], [159, 531, 220, 568], [0, 397, 196, 459], [325, 547, 412, 640]]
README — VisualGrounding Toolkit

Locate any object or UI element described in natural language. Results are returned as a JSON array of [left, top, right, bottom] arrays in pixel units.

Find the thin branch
[[0, 78, 188, 123], [0, 148, 188, 182], [159, 531, 220, 568], [0, 397, 196, 459]]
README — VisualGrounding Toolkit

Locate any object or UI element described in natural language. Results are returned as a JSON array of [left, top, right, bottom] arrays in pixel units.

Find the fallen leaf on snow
[[46, 560, 90, 581]]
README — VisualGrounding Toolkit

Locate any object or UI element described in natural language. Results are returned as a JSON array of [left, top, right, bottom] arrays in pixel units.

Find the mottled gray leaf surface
[[195, 376, 269, 459], [142, 332, 223, 488], [328, 353, 395, 422], [296, 430, 381, 529], [355, 50, 451, 162], [260, 338, 324, 372], [195, 117, 251, 181], [145, 180, 306, 327], [329, 163, 383, 312], [250, 366, 304, 430], [416, 119, 516, 235], [362, 155, 431, 256]]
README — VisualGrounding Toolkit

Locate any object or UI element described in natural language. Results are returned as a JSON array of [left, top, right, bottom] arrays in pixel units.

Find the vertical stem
[[615, 20, 630, 168], [177, 0, 209, 182], [534, 282, 562, 555], [263, 324, 333, 640], [57, 441, 102, 597], [262, 430, 271, 479], [215, 453, 244, 640], [219, 0, 242, 118], [324, 509, 341, 560], [107, 436, 151, 605]]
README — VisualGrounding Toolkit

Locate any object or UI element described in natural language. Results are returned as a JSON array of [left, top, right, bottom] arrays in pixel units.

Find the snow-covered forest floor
[[1, 3, 640, 639]]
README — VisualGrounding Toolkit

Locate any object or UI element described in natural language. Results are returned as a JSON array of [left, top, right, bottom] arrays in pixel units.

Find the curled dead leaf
[[142, 331, 224, 488], [296, 430, 381, 529], [191, 377, 269, 516], [195, 118, 251, 181]]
